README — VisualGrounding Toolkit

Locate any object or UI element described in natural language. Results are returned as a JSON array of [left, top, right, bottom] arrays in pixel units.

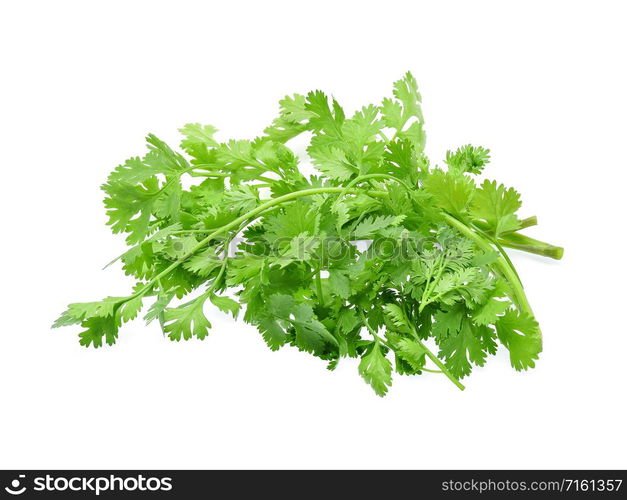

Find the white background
[[1, 0, 626, 469]]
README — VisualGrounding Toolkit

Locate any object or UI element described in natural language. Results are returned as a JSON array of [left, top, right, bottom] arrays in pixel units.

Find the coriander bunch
[[54, 73, 562, 396]]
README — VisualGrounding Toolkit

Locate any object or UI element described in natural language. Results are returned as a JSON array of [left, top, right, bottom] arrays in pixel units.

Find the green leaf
[[471, 180, 522, 236], [359, 341, 393, 397], [215, 139, 257, 169], [209, 293, 240, 318], [184, 248, 223, 277], [224, 185, 259, 213], [106, 223, 182, 271], [445, 145, 490, 175], [179, 123, 218, 153], [495, 310, 541, 370], [53, 296, 124, 328], [398, 121, 426, 151], [266, 294, 338, 354], [264, 201, 319, 242], [106, 157, 154, 185], [226, 256, 265, 286], [105, 135, 187, 187], [423, 168, 475, 217], [432, 268, 481, 304], [277, 94, 313, 123], [392, 71, 423, 124], [380, 72, 426, 150], [380, 97, 404, 131], [144, 294, 174, 324], [163, 235, 199, 260], [273, 233, 320, 268], [382, 303, 412, 335], [351, 215, 405, 238], [472, 281, 512, 326], [383, 139, 421, 183], [438, 319, 492, 379], [309, 146, 357, 180], [305, 90, 345, 136], [292, 303, 339, 352], [78, 315, 119, 348], [395, 337, 427, 371], [258, 317, 288, 351], [336, 308, 361, 334], [145, 134, 189, 172], [342, 105, 383, 149], [264, 94, 312, 142], [102, 178, 159, 244], [332, 200, 350, 232], [118, 295, 144, 322], [328, 269, 351, 299], [163, 295, 212, 341], [431, 304, 465, 341]]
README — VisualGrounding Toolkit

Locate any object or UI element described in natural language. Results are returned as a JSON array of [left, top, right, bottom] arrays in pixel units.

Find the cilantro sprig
[[54, 72, 563, 396]]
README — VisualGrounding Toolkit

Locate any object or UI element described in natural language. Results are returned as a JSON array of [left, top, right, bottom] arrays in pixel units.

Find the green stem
[[517, 216, 538, 231], [129, 187, 385, 300], [256, 176, 278, 184], [487, 234, 522, 284], [156, 278, 167, 333], [315, 270, 324, 304], [474, 215, 538, 235], [399, 305, 465, 391], [154, 166, 198, 196], [359, 310, 388, 346], [332, 173, 413, 210], [468, 216, 562, 259], [440, 213, 534, 317], [188, 171, 229, 178], [419, 253, 446, 313], [170, 229, 216, 234], [418, 259, 436, 311], [498, 232, 564, 260], [420, 368, 443, 374], [201, 244, 230, 298], [417, 340, 465, 390], [362, 307, 464, 390]]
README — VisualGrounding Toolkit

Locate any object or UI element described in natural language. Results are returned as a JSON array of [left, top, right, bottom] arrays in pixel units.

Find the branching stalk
[[441, 213, 535, 318], [129, 187, 385, 301]]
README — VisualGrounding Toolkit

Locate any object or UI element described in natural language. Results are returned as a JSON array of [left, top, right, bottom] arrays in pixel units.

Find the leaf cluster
[[55, 73, 562, 395]]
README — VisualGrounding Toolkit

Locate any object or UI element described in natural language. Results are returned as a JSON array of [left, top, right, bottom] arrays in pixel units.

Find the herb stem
[[441, 213, 535, 318], [332, 173, 413, 211], [420, 368, 443, 373], [418, 342, 465, 390], [188, 171, 229, 178], [360, 308, 463, 389], [359, 310, 388, 346], [201, 246, 230, 298], [400, 311, 466, 390], [130, 187, 385, 300], [315, 270, 324, 304], [419, 252, 446, 313], [517, 216, 538, 231], [498, 232, 564, 260]]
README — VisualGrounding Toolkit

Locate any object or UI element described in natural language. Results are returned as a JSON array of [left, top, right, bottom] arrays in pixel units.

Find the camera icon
[[4, 475, 27, 495]]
